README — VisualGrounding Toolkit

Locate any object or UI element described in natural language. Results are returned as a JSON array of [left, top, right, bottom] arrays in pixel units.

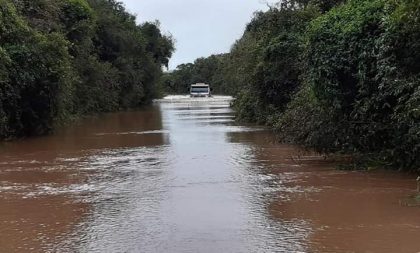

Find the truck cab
[[190, 83, 212, 97]]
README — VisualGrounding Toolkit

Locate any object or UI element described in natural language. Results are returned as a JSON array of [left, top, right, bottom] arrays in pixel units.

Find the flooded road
[[0, 96, 419, 253]]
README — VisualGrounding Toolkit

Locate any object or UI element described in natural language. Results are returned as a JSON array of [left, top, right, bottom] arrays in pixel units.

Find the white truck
[[190, 83, 212, 97]]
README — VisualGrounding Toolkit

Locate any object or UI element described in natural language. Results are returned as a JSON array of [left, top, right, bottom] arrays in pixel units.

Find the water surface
[[0, 96, 419, 252]]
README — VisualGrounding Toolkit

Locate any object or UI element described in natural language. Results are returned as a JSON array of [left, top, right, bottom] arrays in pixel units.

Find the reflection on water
[[0, 96, 419, 252]]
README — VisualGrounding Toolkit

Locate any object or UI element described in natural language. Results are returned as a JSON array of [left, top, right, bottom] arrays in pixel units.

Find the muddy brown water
[[0, 96, 419, 253]]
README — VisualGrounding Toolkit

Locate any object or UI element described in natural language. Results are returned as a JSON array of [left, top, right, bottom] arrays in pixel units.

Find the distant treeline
[[0, 0, 174, 139], [160, 54, 231, 95], [164, 0, 420, 171]]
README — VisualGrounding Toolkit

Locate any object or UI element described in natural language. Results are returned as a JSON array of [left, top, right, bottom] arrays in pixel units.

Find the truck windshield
[[191, 87, 209, 93]]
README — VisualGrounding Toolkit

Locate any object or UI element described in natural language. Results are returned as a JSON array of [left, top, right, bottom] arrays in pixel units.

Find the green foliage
[[0, 0, 174, 138], [12, 0, 63, 32], [0, 0, 73, 137], [222, 34, 260, 96], [275, 86, 337, 152], [72, 57, 120, 114], [274, 0, 419, 170], [89, 0, 173, 107], [231, 5, 322, 123], [252, 7, 318, 111], [61, 0, 94, 55]]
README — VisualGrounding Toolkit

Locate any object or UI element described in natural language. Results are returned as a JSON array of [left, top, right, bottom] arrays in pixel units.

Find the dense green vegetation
[[0, 0, 173, 139], [164, 0, 419, 171], [278, 0, 420, 170]]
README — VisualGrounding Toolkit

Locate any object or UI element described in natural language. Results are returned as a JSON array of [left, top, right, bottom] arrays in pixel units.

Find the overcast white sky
[[121, 0, 276, 69]]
